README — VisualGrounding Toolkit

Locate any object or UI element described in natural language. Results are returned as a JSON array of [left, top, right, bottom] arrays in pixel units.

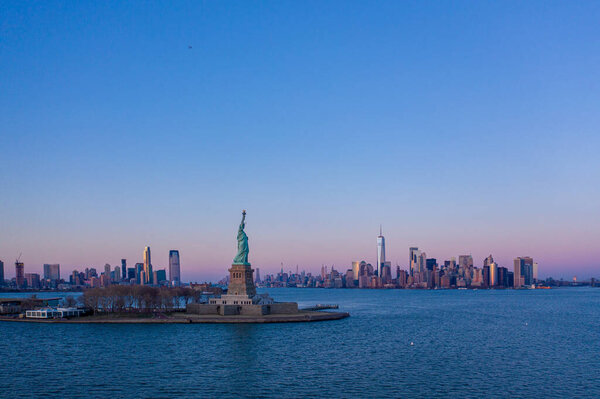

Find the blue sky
[[1, 1, 599, 280]]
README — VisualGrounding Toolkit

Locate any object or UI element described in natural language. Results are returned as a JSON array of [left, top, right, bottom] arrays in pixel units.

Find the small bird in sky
[[188, 45, 192, 49]]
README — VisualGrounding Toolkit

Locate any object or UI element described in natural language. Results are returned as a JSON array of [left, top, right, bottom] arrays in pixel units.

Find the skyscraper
[[43, 264, 60, 281], [483, 254, 494, 267], [497, 266, 508, 287], [352, 261, 360, 281], [522, 257, 534, 285], [25, 273, 40, 289], [513, 256, 534, 287], [255, 267, 261, 284], [376, 226, 386, 278], [15, 261, 25, 288], [121, 259, 127, 280], [0, 260, 4, 286], [155, 269, 167, 284], [135, 263, 143, 284], [513, 258, 521, 288], [489, 262, 498, 287], [458, 255, 474, 269], [426, 258, 437, 271], [418, 252, 426, 274], [409, 247, 419, 276], [143, 246, 152, 285], [169, 250, 181, 286]]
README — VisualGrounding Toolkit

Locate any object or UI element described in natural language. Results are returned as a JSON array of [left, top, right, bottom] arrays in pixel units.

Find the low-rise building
[[25, 307, 84, 319]]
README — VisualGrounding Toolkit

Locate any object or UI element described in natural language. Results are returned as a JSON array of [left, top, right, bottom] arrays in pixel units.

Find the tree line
[[81, 286, 206, 314]]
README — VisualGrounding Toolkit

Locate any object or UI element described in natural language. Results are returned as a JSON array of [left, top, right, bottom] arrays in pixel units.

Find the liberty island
[[187, 210, 349, 322]]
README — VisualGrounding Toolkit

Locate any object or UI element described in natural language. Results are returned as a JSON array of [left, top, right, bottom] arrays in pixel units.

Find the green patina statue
[[233, 210, 250, 265]]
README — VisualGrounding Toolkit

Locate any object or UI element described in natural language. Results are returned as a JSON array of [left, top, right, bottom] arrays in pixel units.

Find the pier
[[301, 304, 339, 311]]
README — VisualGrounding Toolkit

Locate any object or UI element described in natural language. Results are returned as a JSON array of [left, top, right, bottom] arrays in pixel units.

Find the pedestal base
[[227, 263, 257, 297]]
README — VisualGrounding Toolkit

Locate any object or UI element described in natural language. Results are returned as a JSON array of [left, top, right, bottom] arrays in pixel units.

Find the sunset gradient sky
[[1, 1, 599, 281]]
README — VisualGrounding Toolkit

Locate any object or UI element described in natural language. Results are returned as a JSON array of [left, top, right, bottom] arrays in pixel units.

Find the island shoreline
[[0, 311, 349, 324]]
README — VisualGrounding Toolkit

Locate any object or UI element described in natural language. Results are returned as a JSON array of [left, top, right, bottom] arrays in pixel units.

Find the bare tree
[[63, 296, 77, 308]]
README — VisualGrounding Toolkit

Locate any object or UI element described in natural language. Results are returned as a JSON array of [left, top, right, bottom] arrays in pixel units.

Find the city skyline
[[0, 227, 595, 282], [1, 2, 599, 281]]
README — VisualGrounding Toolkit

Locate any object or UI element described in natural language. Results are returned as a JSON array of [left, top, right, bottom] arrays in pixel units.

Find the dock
[[301, 304, 339, 311]]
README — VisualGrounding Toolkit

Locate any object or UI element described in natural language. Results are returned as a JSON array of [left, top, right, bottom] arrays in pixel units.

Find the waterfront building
[[25, 273, 41, 289], [377, 227, 386, 278], [533, 262, 539, 282], [433, 270, 441, 287], [398, 269, 407, 288], [100, 274, 110, 287], [483, 254, 494, 267], [255, 267, 261, 284], [85, 268, 97, 279], [483, 265, 490, 287], [127, 267, 135, 281], [155, 269, 167, 284], [497, 266, 508, 287], [522, 257, 534, 285], [0, 260, 4, 285], [15, 261, 25, 288], [513, 258, 524, 288], [410, 248, 427, 276], [409, 247, 419, 276], [43, 264, 60, 282], [345, 269, 356, 287], [440, 274, 450, 288], [514, 257, 534, 287], [471, 267, 483, 287], [135, 263, 143, 284], [26, 307, 83, 319], [352, 261, 360, 280], [104, 263, 111, 277], [89, 276, 101, 288], [382, 262, 392, 284], [489, 262, 498, 287], [359, 261, 373, 277], [426, 258, 437, 271], [458, 255, 473, 270], [418, 252, 427, 274], [358, 274, 368, 288], [169, 250, 181, 286], [71, 270, 82, 286], [143, 246, 153, 285], [121, 259, 127, 280]]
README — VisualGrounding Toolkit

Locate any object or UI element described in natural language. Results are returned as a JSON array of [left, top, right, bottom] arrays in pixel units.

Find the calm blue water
[[0, 287, 599, 398]]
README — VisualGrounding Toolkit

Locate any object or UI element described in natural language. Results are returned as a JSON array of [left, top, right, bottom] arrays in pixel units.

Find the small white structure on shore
[[26, 308, 84, 319]]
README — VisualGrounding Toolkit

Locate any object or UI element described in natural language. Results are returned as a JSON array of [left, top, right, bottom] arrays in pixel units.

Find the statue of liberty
[[233, 210, 249, 264]]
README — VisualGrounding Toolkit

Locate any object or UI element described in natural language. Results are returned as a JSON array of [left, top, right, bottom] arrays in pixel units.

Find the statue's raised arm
[[240, 210, 246, 229], [233, 210, 250, 265]]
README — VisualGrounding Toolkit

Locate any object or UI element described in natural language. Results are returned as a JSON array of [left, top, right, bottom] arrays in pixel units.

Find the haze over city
[[1, 2, 599, 281]]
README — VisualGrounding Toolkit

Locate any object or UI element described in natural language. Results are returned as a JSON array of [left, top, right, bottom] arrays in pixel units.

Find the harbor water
[[0, 287, 598, 398]]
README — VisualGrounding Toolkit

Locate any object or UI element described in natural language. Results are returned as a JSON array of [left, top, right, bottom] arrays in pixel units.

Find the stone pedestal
[[227, 263, 256, 297], [208, 263, 274, 311]]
